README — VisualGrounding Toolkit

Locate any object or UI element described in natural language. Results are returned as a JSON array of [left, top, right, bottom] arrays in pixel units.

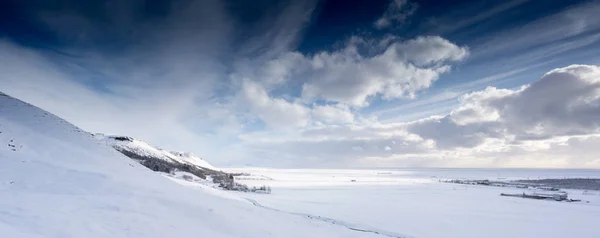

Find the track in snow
[[244, 198, 411, 238]]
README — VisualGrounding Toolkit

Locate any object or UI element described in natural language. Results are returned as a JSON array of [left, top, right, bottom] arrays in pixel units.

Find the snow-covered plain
[[228, 168, 600, 238]]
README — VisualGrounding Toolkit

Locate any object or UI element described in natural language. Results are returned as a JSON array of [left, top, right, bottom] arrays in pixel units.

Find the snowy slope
[[97, 134, 216, 170], [0, 92, 381, 238]]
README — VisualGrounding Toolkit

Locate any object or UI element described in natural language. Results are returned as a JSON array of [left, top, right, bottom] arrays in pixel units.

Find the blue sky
[[2, 0, 600, 168]]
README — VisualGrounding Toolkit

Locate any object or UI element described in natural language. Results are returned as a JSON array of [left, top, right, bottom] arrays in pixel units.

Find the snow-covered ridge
[[96, 134, 216, 170], [95, 133, 237, 188]]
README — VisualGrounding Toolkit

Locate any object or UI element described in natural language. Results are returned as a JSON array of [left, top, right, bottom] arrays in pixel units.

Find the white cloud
[[237, 79, 311, 129], [235, 81, 357, 128], [450, 64, 600, 139], [256, 52, 307, 88], [409, 64, 600, 148], [374, 0, 418, 29], [311, 104, 354, 125], [450, 87, 516, 125], [229, 35, 468, 131], [232, 34, 470, 129], [239, 36, 467, 107], [302, 36, 467, 106], [237, 65, 600, 168], [223, 4, 468, 136], [465, 135, 600, 168], [393, 36, 469, 66]]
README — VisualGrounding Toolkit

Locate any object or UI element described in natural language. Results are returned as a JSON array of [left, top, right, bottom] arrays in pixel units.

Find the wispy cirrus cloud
[[0, 0, 316, 157], [374, 0, 418, 29]]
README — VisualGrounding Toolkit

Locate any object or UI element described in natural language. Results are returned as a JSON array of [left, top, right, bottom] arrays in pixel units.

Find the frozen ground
[[227, 168, 600, 238]]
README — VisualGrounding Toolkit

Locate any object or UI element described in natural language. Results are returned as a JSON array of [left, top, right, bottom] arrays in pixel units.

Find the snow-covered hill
[[0, 92, 380, 238]]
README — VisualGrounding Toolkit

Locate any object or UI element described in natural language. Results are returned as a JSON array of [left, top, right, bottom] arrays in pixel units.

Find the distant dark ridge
[[111, 136, 134, 142], [516, 178, 600, 190]]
